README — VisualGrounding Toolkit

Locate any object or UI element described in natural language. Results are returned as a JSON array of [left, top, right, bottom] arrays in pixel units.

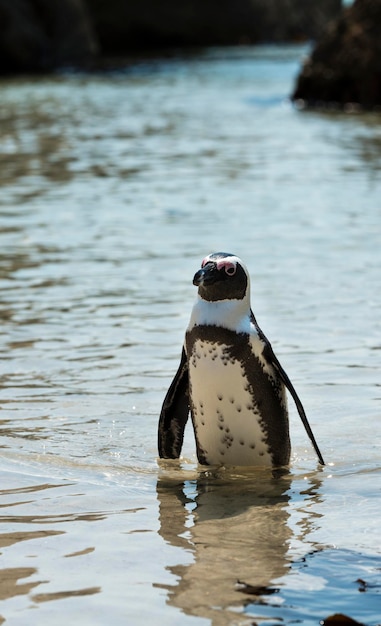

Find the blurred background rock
[[0, 0, 341, 73], [0, 0, 98, 73], [292, 0, 381, 109]]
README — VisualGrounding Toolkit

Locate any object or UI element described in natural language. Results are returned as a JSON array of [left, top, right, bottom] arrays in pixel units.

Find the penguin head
[[193, 252, 249, 302]]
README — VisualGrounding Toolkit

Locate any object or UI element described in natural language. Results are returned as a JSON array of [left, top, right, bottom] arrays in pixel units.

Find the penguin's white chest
[[188, 338, 272, 466]]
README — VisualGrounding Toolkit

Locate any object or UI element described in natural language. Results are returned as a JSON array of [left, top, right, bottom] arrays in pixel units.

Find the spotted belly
[[187, 339, 274, 466]]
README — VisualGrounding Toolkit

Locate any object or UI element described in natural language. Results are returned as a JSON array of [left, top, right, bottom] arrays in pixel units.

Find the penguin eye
[[224, 263, 236, 276], [201, 257, 209, 268]]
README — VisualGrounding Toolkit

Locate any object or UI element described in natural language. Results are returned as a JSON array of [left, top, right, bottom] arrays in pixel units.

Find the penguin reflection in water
[[158, 252, 324, 468]]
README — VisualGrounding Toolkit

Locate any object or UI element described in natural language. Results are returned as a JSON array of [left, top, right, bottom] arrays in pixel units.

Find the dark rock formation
[[0, 0, 341, 74], [0, 0, 98, 73], [89, 0, 342, 54], [292, 0, 381, 110]]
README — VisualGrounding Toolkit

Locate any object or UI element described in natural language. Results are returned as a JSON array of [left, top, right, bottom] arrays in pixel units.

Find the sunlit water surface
[[0, 46, 380, 625]]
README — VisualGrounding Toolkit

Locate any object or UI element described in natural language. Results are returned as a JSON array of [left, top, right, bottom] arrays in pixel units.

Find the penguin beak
[[193, 264, 218, 287]]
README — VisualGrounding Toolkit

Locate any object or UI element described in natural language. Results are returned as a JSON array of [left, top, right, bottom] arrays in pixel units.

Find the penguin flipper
[[265, 343, 325, 465], [158, 347, 190, 459], [251, 312, 325, 466]]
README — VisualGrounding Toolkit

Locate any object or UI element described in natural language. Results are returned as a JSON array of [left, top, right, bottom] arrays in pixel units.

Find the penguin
[[158, 252, 325, 467]]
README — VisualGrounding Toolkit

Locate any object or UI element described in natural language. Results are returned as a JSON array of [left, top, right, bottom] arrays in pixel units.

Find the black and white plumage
[[158, 252, 324, 467]]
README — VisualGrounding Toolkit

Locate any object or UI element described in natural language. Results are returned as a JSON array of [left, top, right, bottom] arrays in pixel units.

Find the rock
[[88, 0, 341, 54], [33, 0, 99, 68], [0, 0, 47, 72], [292, 0, 381, 110], [0, 0, 98, 73], [0, 0, 341, 74], [321, 614, 365, 626]]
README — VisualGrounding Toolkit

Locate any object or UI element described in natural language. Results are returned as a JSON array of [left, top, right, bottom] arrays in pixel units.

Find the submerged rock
[[292, 0, 381, 110]]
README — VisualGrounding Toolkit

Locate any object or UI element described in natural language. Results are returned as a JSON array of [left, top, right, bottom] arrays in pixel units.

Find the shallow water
[[0, 45, 380, 625]]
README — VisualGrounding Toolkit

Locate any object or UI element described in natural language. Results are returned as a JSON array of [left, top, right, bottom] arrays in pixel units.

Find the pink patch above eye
[[201, 257, 210, 268], [216, 259, 236, 275]]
